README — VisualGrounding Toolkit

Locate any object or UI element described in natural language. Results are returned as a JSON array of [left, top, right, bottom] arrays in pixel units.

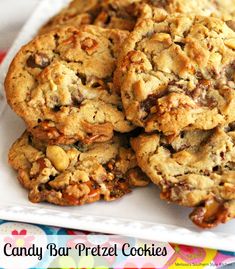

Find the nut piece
[[81, 37, 98, 55], [26, 53, 50, 69], [46, 146, 69, 171], [225, 39, 235, 50]]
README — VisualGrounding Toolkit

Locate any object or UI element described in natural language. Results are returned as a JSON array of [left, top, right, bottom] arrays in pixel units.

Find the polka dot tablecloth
[[0, 220, 234, 269]]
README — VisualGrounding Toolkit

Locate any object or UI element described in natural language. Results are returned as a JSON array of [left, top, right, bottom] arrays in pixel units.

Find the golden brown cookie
[[115, 14, 235, 136], [9, 131, 149, 206], [5, 26, 134, 144], [39, 0, 101, 34], [39, 0, 143, 33], [39, 0, 235, 35], [141, 0, 217, 18], [147, 0, 235, 21], [131, 126, 235, 228], [215, 0, 235, 21]]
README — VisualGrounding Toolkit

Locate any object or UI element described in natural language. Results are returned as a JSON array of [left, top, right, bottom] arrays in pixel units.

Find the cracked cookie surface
[[39, 0, 222, 35], [115, 14, 235, 136], [5, 26, 134, 144], [139, 0, 235, 19], [142, 0, 217, 17], [39, 0, 100, 34], [39, 0, 143, 33], [131, 126, 235, 228], [9, 131, 149, 206], [215, 0, 235, 21]]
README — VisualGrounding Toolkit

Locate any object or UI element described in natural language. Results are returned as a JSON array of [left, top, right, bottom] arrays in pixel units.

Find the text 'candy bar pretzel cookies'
[[5, 25, 134, 144], [9, 131, 149, 206], [131, 126, 235, 228], [115, 14, 235, 136]]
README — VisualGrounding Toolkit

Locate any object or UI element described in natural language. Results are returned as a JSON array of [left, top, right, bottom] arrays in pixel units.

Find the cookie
[[141, 0, 217, 17], [39, 0, 101, 34], [114, 14, 235, 136], [93, 0, 142, 31], [131, 126, 235, 228], [215, 0, 235, 21], [40, 0, 142, 33], [5, 26, 134, 144], [9, 131, 149, 206], [143, 0, 235, 22]]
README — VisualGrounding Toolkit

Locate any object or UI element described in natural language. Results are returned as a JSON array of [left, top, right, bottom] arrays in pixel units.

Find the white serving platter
[[0, 0, 235, 252]]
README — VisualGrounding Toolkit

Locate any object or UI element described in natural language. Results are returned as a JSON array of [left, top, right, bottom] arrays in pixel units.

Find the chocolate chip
[[104, 15, 111, 25], [74, 142, 87, 152], [190, 86, 202, 99], [77, 73, 87, 85], [108, 38, 114, 45], [72, 92, 84, 107], [49, 175, 56, 181], [141, 94, 158, 114], [213, 166, 219, 172], [38, 185, 43, 191], [103, 76, 113, 83], [28, 135, 33, 144], [26, 53, 50, 69], [195, 71, 203, 80], [164, 144, 176, 154], [141, 89, 169, 114], [117, 103, 123, 111], [149, 0, 169, 8], [225, 61, 235, 81], [91, 181, 99, 190], [53, 105, 61, 112], [54, 34, 59, 40], [220, 152, 225, 160], [27, 56, 37, 68], [175, 42, 185, 50], [226, 20, 235, 31], [91, 82, 102, 88], [190, 80, 217, 108], [108, 3, 117, 12], [229, 122, 235, 131]]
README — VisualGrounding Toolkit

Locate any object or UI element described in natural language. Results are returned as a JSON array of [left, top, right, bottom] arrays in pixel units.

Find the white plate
[[0, 0, 235, 252]]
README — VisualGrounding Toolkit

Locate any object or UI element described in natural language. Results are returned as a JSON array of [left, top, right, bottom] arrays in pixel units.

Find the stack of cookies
[[4, 0, 235, 228]]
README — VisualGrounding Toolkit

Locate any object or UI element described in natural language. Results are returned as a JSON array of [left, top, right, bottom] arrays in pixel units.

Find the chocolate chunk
[[140, 94, 158, 114], [190, 80, 217, 108], [52, 105, 61, 112], [141, 89, 169, 114], [175, 42, 185, 49], [77, 73, 87, 85], [72, 91, 84, 107], [73, 141, 87, 152], [226, 20, 235, 31], [26, 53, 50, 68]]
